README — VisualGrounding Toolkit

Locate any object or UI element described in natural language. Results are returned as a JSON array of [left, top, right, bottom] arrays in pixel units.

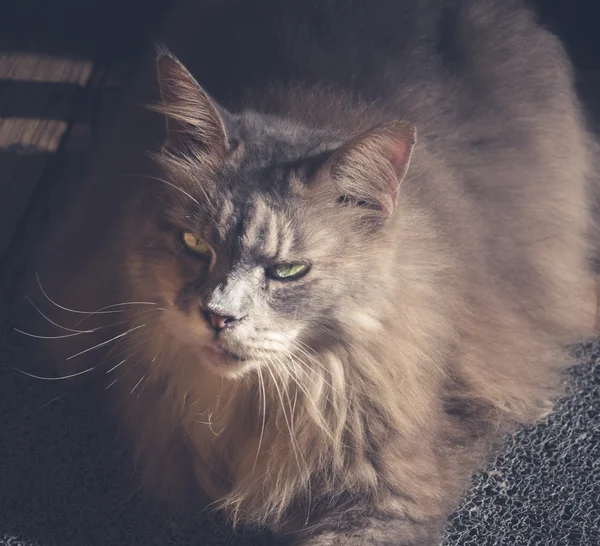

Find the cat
[[24, 0, 600, 544]]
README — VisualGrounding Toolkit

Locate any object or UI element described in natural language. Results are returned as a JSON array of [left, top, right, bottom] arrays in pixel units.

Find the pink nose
[[207, 311, 237, 331]]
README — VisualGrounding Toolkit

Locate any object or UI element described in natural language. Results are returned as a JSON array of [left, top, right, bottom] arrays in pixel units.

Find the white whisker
[[36, 271, 158, 316], [252, 364, 267, 475], [92, 322, 167, 379], [105, 378, 120, 390], [24, 296, 94, 333], [13, 328, 93, 340], [14, 307, 162, 341], [106, 358, 127, 374], [126, 173, 201, 206], [30, 393, 67, 413], [72, 305, 165, 329], [66, 324, 146, 360], [8, 363, 101, 381], [284, 341, 337, 395], [130, 375, 146, 394], [269, 352, 313, 519], [263, 356, 306, 484]]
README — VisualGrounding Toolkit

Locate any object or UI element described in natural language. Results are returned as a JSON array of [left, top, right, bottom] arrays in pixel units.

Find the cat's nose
[[203, 310, 240, 332]]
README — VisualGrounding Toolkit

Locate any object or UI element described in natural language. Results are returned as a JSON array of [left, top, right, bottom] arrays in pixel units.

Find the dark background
[[0, 1, 598, 65]]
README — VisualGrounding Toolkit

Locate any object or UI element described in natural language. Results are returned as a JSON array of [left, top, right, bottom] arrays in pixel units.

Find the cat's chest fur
[[128, 335, 266, 502]]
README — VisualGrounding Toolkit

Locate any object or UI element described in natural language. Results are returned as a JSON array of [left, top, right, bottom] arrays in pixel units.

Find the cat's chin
[[199, 342, 256, 377]]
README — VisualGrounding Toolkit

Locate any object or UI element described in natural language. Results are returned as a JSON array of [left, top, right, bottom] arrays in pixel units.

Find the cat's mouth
[[201, 341, 248, 369]]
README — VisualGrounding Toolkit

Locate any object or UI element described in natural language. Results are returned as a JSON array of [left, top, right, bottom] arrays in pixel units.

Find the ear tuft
[[155, 50, 229, 164]]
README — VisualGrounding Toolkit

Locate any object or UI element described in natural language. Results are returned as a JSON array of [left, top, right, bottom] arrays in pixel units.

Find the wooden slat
[[0, 53, 92, 83], [0, 53, 93, 259]]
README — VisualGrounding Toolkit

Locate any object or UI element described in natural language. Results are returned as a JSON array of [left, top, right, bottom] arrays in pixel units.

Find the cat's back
[[164, 0, 588, 184], [164, 0, 571, 119]]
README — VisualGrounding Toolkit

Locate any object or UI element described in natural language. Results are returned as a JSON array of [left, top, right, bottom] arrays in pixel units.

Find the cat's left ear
[[155, 51, 229, 164], [320, 121, 416, 216]]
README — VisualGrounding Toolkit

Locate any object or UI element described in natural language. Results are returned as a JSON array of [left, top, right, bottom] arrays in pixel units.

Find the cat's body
[[27, 0, 599, 544]]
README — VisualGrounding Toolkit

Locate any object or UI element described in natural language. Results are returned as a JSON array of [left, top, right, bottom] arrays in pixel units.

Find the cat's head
[[127, 53, 416, 376]]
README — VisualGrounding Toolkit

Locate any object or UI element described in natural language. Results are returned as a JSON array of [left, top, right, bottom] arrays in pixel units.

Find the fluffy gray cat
[[26, 0, 599, 544]]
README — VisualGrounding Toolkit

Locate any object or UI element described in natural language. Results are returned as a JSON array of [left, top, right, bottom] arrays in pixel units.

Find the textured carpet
[[0, 313, 598, 545]]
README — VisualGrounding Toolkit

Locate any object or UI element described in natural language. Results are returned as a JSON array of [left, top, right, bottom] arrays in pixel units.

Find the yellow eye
[[182, 232, 211, 256], [268, 262, 310, 280]]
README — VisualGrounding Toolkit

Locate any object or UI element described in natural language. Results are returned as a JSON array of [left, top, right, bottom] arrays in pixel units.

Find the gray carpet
[[0, 312, 599, 545]]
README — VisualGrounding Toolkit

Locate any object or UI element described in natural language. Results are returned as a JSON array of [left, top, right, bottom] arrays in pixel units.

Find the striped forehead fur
[[241, 198, 282, 258]]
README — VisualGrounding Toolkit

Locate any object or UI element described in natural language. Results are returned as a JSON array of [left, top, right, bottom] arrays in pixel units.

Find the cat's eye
[[267, 262, 310, 281], [181, 232, 212, 257]]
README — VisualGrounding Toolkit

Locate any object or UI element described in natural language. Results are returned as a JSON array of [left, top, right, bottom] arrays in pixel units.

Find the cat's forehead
[[210, 193, 298, 262], [231, 111, 339, 170], [209, 115, 336, 206], [240, 197, 295, 258], [205, 119, 324, 231], [184, 113, 338, 255]]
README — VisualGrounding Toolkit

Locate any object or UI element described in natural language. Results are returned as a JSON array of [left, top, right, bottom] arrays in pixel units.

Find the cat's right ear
[[155, 52, 229, 164]]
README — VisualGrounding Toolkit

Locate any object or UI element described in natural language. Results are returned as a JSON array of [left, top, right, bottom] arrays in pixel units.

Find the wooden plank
[[0, 53, 93, 259]]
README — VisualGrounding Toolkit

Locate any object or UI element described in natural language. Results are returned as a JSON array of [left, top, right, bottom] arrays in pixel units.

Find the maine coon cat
[[24, 0, 599, 544]]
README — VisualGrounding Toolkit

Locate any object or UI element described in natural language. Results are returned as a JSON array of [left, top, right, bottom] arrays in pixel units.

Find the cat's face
[[126, 54, 416, 376]]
